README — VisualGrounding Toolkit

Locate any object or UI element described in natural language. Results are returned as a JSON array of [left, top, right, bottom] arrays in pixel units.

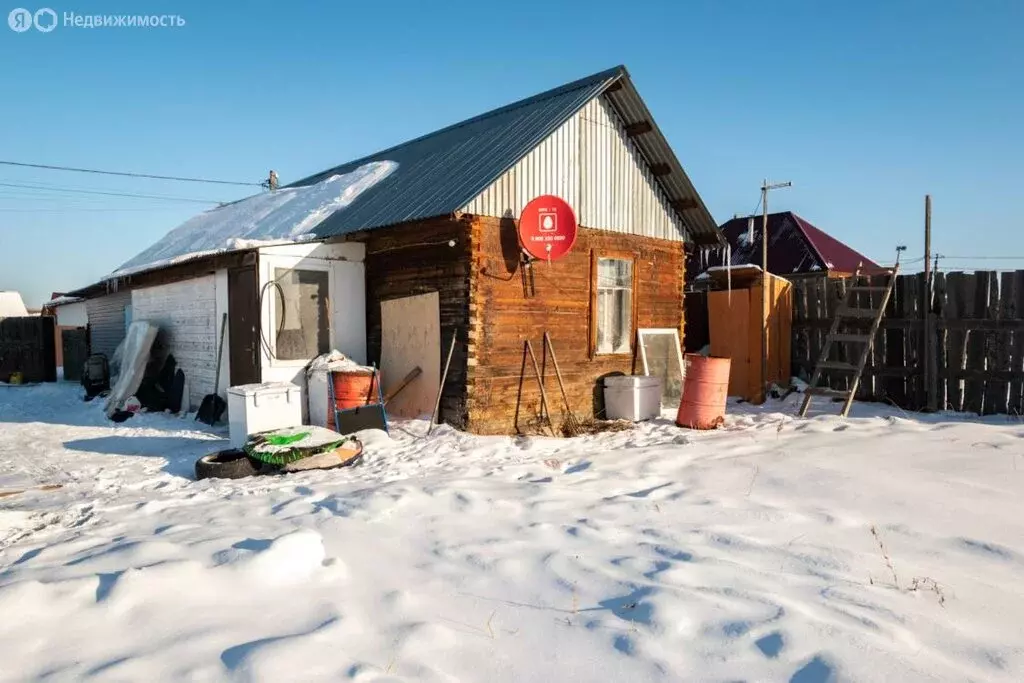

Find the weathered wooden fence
[[792, 270, 1024, 415], [0, 316, 57, 383]]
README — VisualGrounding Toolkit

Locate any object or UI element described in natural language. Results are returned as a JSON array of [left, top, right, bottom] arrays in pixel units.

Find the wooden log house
[[63, 65, 725, 433]]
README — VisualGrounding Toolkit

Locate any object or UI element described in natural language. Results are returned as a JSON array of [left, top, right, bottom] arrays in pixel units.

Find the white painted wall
[[256, 241, 366, 420], [55, 301, 88, 327], [130, 273, 230, 411]]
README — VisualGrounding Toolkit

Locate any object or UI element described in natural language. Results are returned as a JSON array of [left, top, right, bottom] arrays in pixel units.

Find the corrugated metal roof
[[299, 65, 723, 246]]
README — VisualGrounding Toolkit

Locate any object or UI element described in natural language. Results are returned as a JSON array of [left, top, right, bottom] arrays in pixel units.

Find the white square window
[[595, 257, 633, 354], [273, 267, 329, 361]]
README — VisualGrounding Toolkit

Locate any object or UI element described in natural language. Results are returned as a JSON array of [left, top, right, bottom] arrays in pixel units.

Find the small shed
[[704, 266, 792, 401]]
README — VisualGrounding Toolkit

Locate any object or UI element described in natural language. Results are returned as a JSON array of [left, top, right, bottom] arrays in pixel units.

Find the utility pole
[[760, 179, 791, 404], [924, 195, 932, 290]]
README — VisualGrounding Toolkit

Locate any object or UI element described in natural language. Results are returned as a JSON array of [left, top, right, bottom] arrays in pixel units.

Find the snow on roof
[[113, 161, 398, 277], [0, 291, 29, 317], [44, 295, 84, 307]]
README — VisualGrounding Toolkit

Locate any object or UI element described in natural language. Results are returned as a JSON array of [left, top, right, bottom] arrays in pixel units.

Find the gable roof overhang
[[299, 65, 723, 247]]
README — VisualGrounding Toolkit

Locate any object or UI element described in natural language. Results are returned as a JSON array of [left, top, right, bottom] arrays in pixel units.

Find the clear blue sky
[[1, 0, 1021, 306]]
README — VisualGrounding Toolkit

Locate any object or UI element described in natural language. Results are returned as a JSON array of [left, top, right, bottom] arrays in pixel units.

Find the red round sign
[[518, 195, 578, 261]]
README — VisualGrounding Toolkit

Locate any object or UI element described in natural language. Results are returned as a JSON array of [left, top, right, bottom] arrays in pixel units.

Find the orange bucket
[[676, 354, 731, 430], [331, 370, 380, 410]]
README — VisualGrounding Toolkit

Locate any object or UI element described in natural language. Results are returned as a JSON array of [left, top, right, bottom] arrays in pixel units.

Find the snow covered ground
[[1, 382, 1022, 682]]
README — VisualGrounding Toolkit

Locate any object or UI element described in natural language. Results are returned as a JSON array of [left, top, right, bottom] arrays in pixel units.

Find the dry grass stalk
[[870, 525, 900, 589], [566, 417, 633, 436], [746, 465, 760, 497], [909, 577, 946, 607], [486, 610, 497, 639]]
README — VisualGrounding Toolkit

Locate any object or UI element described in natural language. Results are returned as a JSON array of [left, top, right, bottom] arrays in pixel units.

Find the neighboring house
[[0, 291, 29, 319], [65, 65, 724, 432], [42, 294, 90, 374], [687, 211, 879, 288]]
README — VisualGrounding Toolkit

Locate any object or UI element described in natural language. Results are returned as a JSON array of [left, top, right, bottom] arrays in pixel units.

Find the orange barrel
[[331, 369, 381, 410], [676, 354, 731, 430]]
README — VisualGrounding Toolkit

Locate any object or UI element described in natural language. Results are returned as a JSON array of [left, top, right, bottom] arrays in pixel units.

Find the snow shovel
[[196, 313, 228, 426]]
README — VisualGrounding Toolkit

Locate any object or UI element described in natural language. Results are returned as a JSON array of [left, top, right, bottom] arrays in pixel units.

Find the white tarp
[[103, 321, 158, 418], [113, 161, 398, 277]]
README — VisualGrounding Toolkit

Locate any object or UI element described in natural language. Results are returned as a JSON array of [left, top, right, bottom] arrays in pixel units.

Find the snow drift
[[1, 384, 1022, 682]]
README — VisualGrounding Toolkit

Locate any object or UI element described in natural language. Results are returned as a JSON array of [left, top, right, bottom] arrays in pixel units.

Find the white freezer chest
[[226, 382, 303, 448]]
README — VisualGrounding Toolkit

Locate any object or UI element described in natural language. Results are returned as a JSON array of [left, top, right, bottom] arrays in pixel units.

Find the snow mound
[[226, 529, 327, 586], [114, 160, 398, 277]]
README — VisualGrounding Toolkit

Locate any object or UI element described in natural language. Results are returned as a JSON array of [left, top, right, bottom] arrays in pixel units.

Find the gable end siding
[[462, 94, 686, 241]]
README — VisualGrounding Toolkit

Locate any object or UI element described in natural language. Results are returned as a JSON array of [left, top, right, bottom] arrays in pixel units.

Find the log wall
[[361, 216, 473, 427], [465, 215, 685, 434]]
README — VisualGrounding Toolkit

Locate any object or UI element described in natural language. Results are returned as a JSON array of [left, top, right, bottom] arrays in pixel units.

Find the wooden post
[[924, 195, 938, 411], [760, 181, 769, 404]]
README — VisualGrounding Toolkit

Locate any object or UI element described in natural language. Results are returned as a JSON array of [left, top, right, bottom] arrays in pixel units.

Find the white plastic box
[[226, 382, 303, 448], [603, 375, 663, 421]]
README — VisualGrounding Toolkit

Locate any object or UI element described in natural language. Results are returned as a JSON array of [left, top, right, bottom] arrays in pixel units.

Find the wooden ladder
[[798, 263, 900, 418]]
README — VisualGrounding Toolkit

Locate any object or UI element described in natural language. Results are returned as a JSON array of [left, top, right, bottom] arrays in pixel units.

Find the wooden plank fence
[[0, 316, 57, 383], [792, 270, 1024, 416]]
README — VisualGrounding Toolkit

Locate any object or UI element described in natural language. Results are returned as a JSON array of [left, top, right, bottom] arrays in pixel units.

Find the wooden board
[[931, 272, 946, 410], [380, 291, 441, 419], [945, 273, 965, 411], [1010, 272, 1024, 416], [709, 287, 751, 399], [963, 273, 984, 415], [984, 273, 1006, 415]]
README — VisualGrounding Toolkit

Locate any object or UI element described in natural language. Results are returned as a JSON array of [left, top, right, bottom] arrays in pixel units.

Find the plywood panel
[[380, 291, 441, 419]]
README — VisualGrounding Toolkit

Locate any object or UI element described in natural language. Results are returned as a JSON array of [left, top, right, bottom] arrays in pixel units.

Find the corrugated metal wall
[[85, 290, 131, 359], [463, 94, 685, 241]]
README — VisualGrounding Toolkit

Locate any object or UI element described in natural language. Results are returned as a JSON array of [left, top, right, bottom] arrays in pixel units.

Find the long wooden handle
[[428, 336, 457, 436], [526, 340, 555, 436], [543, 332, 572, 413], [384, 366, 422, 404], [213, 312, 228, 395]]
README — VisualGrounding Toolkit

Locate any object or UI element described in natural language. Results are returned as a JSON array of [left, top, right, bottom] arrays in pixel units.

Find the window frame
[[267, 262, 332, 368], [589, 250, 639, 358]]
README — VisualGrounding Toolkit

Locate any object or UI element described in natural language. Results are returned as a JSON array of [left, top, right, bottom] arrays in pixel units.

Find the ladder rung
[[829, 333, 872, 343], [817, 361, 858, 372], [849, 286, 887, 292], [804, 387, 851, 399], [837, 307, 880, 319]]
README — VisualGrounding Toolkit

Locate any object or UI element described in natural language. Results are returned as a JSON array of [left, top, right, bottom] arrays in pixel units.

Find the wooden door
[[228, 266, 261, 387], [62, 328, 89, 382]]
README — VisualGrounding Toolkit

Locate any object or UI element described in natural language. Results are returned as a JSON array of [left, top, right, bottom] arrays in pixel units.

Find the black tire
[[195, 449, 260, 480]]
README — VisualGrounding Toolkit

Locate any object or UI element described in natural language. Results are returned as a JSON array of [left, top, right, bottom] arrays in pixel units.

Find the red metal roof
[[690, 211, 878, 278]]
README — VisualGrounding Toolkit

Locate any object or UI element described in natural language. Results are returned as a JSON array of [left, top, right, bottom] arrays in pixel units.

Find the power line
[[0, 181, 222, 204], [0, 160, 263, 187], [937, 255, 1024, 260], [0, 207, 188, 212]]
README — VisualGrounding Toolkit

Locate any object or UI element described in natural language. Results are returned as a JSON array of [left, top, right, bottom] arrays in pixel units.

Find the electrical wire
[[937, 255, 1024, 261], [257, 280, 285, 360], [0, 206, 189, 212], [0, 181, 223, 204], [0, 160, 262, 187]]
